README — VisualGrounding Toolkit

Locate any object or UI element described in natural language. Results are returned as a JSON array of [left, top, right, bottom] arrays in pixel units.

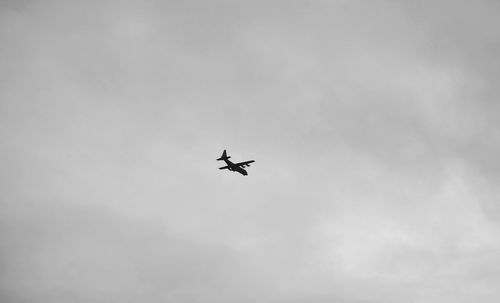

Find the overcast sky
[[1, 1, 500, 302]]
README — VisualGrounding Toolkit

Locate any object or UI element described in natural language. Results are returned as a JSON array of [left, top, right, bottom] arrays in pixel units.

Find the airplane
[[217, 150, 255, 176]]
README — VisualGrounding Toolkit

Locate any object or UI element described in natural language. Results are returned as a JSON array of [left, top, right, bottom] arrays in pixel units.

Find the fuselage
[[223, 159, 248, 175]]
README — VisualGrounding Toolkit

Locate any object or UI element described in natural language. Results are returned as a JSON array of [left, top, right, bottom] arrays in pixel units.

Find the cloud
[[1, 1, 500, 302]]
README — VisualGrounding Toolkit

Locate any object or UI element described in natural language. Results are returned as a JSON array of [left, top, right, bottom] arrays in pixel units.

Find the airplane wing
[[234, 160, 255, 168], [218, 166, 230, 170]]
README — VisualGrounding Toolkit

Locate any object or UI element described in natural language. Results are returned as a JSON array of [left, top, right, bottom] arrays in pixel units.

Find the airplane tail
[[217, 150, 230, 161]]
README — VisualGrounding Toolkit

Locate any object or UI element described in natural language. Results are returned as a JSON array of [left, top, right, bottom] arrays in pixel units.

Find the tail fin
[[217, 150, 230, 161]]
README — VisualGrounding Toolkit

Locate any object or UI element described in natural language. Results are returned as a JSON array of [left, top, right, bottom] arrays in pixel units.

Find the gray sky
[[1, 1, 500, 302]]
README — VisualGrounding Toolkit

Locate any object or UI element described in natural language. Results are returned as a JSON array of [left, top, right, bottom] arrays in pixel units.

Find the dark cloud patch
[[0, 201, 268, 303]]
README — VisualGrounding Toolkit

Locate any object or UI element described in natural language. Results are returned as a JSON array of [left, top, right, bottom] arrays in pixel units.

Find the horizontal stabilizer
[[217, 150, 230, 161]]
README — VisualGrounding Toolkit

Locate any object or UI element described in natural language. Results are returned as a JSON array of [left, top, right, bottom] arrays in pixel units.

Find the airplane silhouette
[[217, 150, 255, 176]]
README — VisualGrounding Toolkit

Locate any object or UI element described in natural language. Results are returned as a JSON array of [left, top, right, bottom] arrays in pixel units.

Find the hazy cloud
[[1, 1, 500, 302]]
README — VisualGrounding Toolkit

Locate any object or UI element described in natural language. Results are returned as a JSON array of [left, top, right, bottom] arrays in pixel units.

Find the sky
[[1, 1, 500, 302]]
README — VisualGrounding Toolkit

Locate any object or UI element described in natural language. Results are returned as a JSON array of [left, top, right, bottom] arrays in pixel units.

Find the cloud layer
[[1, 1, 500, 302]]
